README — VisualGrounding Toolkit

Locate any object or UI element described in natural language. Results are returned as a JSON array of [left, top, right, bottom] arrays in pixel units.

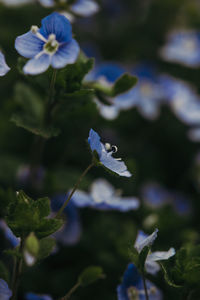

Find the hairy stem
[[60, 282, 80, 300], [142, 272, 149, 300], [11, 239, 25, 300], [56, 163, 94, 218]]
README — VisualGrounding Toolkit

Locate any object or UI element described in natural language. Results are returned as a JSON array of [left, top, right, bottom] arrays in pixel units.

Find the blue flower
[[51, 194, 81, 245], [114, 64, 164, 120], [72, 178, 139, 211], [0, 279, 12, 300], [88, 129, 132, 177], [141, 182, 191, 216], [160, 29, 200, 68], [38, 0, 99, 18], [15, 12, 80, 75], [0, 52, 10, 76], [25, 293, 52, 300], [117, 263, 162, 300], [0, 220, 20, 248], [160, 75, 200, 125], [134, 229, 175, 275]]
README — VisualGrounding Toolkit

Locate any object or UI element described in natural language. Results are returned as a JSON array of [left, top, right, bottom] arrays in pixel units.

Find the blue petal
[[100, 151, 132, 177], [88, 129, 102, 157], [93, 63, 124, 83], [71, 0, 99, 17], [0, 279, 12, 300], [23, 53, 51, 75], [40, 12, 72, 43], [72, 190, 94, 207], [0, 52, 10, 76], [135, 229, 158, 253], [25, 293, 52, 300], [51, 195, 81, 245], [15, 31, 44, 59], [51, 39, 80, 69]]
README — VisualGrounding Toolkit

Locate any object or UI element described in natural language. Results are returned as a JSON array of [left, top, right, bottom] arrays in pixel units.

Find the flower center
[[44, 34, 59, 55], [127, 287, 139, 300]]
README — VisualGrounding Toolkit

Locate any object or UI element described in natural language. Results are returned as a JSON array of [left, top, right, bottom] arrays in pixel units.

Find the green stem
[[29, 69, 57, 188], [11, 239, 25, 300], [56, 163, 94, 218], [142, 272, 149, 300], [60, 282, 80, 300]]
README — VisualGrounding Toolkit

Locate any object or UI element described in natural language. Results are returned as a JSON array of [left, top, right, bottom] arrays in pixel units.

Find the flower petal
[[40, 12, 72, 43], [100, 150, 132, 177], [88, 128, 102, 157], [0, 279, 12, 300], [0, 52, 10, 76], [135, 229, 158, 253], [71, 0, 99, 17], [38, 0, 54, 7], [72, 190, 94, 207], [148, 248, 175, 262], [15, 31, 44, 58], [23, 53, 51, 75], [51, 39, 80, 69]]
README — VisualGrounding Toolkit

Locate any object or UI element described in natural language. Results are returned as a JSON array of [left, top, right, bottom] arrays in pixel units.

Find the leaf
[[56, 52, 94, 93], [38, 237, 56, 261], [78, 266, 104, 287], [11, 114, 60, 139], [112, 73, 138, 96], [6, 190, 63, 238]]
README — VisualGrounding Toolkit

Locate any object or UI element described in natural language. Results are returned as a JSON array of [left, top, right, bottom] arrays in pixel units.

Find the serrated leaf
[[56, 53, 94, 93], [38, 237, 56, 261], [34, 218, 63, 239], [78, 266, 104, 287], [32, 197, 50, 218]]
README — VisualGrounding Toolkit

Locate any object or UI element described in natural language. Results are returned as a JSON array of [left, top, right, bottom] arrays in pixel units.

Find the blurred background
[[1, 0, 200, 299]]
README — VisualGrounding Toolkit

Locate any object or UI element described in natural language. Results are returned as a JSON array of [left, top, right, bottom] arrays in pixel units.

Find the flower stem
[[11, 239, 25, 300], [142, 272, 149, 300], [56, 163, 94, 218], [29, 69, 57, 188], [60, 282, 80, 300]]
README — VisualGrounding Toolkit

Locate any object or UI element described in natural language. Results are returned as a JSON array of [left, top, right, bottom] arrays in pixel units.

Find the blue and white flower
[[0, 279, 12, 300], [134, 229, 175, 275], [117, 263, 163, 300], [0, 52, 10, 76], [88, 129, 132, 177], [72, 178, 139, 211], [39, 0, 99, 18], [160, 29, 200, 68], [114, 64, 164, 120], [51, 194, 81, 245], [26, 293, 52, 300], [15, 12, 80, 75]]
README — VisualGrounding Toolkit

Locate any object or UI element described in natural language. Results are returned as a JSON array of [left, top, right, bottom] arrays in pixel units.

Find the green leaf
[[112, 73, 138, 96], [38, 237, 56, 261], [6, 190, 63, 238], [56, 52, 94, 93], [11, 114, 60, 139], [25, 233, 39, 256], [78, 266, 104, 287], [138, 246, 149, 272]]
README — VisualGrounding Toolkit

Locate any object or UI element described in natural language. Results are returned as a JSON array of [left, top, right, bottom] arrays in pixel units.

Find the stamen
[[111, 145, 118, 153], [105, 143, 112, 151], [31, 25, 47, 43]]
